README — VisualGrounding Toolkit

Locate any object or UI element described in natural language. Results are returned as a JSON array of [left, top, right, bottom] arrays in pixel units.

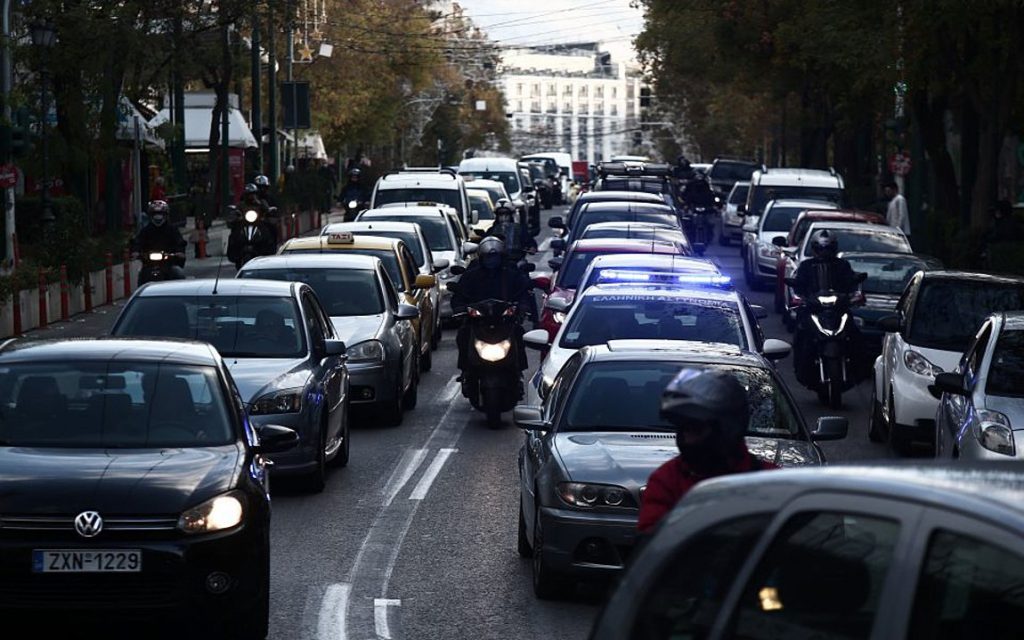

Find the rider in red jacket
[[637, 368, 778, 535]]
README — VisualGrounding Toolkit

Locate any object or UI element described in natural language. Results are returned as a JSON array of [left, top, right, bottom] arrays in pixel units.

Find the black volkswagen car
[[0, 338, 297, 638]]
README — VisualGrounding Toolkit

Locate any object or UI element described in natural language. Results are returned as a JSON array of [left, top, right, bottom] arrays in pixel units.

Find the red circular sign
[[889, 152, 912, 176], [0, 163, 17, 189]]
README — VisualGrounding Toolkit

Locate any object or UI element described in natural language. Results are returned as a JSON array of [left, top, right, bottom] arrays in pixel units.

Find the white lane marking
[[409, 448, 457, 500], [381, 448, 428, 507], [317, 583, 350, 640], [374, 599, 401, 639], [537, 237, 551, 252], [440, 374, 461, 403]]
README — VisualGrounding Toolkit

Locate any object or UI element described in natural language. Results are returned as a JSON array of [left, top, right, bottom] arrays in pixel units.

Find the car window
[[543, 353, 583, 420], [844, 256, 923, 295], [963, 322, 992, 386], [630, 515, 772, 640], [0, 362, 234, 447], [354, 230, 424, 266], [374, 187, 461, 211], [115, 295, 306, 358], [365, 215, 453, 253], [726, 512, 900, 640], [239, 267, 385, 317], [761, 206, 806, 233], [908, 281, 1024, 352], [460, 171, 519, 196], [446, 213, 466, 243], [711, 162, 758, 183], [749, 186, 842, 216], [801, 229, 909, 257], [301, 293, 327, 354], [469, 194, 495, 220], [728, 185, 750, 205], [987, 329, 1024, 398], [906, 529, 1024, 639], [402, 246, 419, 284]]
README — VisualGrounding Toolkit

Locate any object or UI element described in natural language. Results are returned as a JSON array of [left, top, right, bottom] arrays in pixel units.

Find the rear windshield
[[375, 188, 462, 213], [575, 212, 679, 239], [115, 296, 306, 358], [987, 330, 1024, 398], [460, 171, 519, 197], [239, 268, 384, 316], [711, 162, 758, 183], [284, 247, 405, 290], [728, 184, 749, 204], [802, 229, 909, 256], [469, 194, 495, 220], [357, 230, 424, 266], [363, 215, 453, 253], [762, 205, 810, 233], [844, 256, 924, 295], [909, 282, 1024, 351], [750, 186, 842, 216], [0, 362, 234, 448], [599, 178, 670, 195]]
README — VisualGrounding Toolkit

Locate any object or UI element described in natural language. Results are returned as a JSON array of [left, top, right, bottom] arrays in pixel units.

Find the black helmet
[[349, 167, 362, 178], [244, 183, 258, 195], [478, 236, 505, 269], [254, 175, 270, 188], [811, 229, 839, 259], [660, 368, 749, 442], [676, 155, 690, 169]]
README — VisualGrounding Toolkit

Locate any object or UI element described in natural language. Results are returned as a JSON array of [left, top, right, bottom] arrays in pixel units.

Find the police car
[[523, 276, 791, 404]]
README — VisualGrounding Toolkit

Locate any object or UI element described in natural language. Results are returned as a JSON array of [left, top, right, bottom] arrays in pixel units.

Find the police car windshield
[[560, 294, 746, 349], [562, 362, 800, 438], [239, 268, 385, 316], [364, 215, 454, 252], [375, 188, 461, 212]]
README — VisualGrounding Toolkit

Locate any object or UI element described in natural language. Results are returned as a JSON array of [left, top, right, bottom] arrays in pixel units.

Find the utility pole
[[267, 6, 279, 183], [220, 23, 231, 216], [251, 9, 262, 175], [286, 0, 295, 169], [2, 0, 15, 271]]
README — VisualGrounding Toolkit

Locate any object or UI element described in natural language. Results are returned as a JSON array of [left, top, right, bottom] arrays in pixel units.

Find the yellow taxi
[[279, 232, 440, 371]]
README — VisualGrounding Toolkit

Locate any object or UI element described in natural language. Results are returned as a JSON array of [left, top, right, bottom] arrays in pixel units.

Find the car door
[[882, 274, 922, 411], [301, 290, 345, 442], [401, 242, 432, 345], [381, 266, 414, 386], [944, 321, 993, 454]]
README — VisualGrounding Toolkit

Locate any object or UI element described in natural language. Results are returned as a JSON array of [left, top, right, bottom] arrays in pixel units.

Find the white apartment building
[[499, 44, 643, 163]]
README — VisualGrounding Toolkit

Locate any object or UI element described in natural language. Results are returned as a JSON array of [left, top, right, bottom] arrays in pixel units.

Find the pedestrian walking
[[884, 180, 911, 241]]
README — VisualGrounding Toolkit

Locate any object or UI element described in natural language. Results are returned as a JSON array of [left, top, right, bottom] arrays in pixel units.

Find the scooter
[[233, 208, 272, 270], [456, 298, 526, 427], [139, 251, 186, 285], [343, 199, 368, 222]]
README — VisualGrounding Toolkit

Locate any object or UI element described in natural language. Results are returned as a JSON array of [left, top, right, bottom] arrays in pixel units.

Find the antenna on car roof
[[211, 253, 226, 295]]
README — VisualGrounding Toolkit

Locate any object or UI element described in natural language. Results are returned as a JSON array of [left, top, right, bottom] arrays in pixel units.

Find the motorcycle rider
[[339, 167, 370, 219], [451, 236, 536, 371], [672, 155, 696, 182], [486, 199, 537, 261], [254, 174, 276, 208], [790, 229, 865, 385], [227, 186, 278, 270], [134, 200, 187, 282], [637, 368, 777, 536]]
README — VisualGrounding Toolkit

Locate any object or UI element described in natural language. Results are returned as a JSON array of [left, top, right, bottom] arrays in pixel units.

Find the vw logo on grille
[[74, 511, 104, 538]]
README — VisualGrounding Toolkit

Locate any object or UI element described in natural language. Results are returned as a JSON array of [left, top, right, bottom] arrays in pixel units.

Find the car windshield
[[560, 294, 746, 349], [762, 205, 808, 232], [580, 226, 685, 247], [711, 162, 758, 183], [239, 268, 384, 316], [562, 362, 800, 437], [469, 194, 495, 220], [364, 215, 453, 253], [574, 211, 679, 238], [728, 185, 749, 204], [987, 330, 1024, 398], [357, 230, 425, 266], [845, 256, 924, 294], [375, 188, 462, 212], [600, 178, 669, 195], [461, 171, 519, 196], [909, 282, 1024, 351], [115, 296, 306, 358], [284, 247, 405, 290], [802, 229, 909, 256], [0, 362, 233, 448], [751, 186, 842, 215]]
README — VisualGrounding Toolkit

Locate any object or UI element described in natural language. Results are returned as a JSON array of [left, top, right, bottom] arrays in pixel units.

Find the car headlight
[[348, 340, 385, 363], [553, 311, 566, 324], [758, 243, 780, 259], [251, 388, 303, 415], [903, 349, 943, 378], [976, 410, 1015, 456], [475, 339, 511, 362], [557, 482, 636, 509], [178, 491, 245, 534]]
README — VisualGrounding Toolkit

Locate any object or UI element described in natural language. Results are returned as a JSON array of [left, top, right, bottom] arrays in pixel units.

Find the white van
[[742, 168, 844, 218], [521, 152, 572, 198], [370, 168, 474, 227], [458, 156, 529, 220]]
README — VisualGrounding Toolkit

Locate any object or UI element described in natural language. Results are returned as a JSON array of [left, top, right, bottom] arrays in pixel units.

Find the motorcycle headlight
[[348, 340, 385, 363], [557, 482, 636, 509], [148, 252, 164, 261], [976, 410, 1015, 456], [817, 295, 838, 305], [177, 491, 245, 534], [250, 388, 303, 415], [244, 210, 259, 223], [903, 350, 943, 378], [348, 200, 358, 208], [475, 339, 511, 362]]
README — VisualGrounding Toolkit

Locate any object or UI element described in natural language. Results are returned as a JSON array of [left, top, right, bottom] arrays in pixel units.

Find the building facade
[[499, 44, 643, 163]]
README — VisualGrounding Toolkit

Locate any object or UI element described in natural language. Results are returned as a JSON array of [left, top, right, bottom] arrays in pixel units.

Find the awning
[[296, 132, 327, 160], [115, 96, 165, 149], [149, 91, 258, 150]]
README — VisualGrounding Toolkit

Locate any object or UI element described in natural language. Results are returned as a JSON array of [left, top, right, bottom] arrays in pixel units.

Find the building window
[[514, 117, 524, 130], [612, 86, 618, 99], [595, 86, 604, 99], [547, 83, 557, 96], [530, 100, 541, 113], [563, 101, 573, 114], [515, 100, 523, 113], [516, 83, 523, 97], [611, 104, 618, 116], [546, 101, 557, 114], [594, 100, 604, 115], [563, 84, 573, 97], [579, 85, 589, 98], [531, 83, 541, 98]]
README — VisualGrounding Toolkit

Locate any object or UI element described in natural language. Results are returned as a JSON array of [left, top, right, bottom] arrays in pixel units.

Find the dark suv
[[707, 158, 760, 195]]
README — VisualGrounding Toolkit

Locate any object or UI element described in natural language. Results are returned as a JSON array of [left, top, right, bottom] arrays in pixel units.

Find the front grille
[[0, 515, 178, 541], [0, 574, 183, 609], [629, 434, 673, 440]]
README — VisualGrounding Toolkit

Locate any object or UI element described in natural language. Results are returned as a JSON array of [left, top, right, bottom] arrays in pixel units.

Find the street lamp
[[29, 20, 56, 227]]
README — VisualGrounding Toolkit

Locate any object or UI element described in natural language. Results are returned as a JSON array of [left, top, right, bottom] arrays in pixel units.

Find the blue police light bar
[[597, 269, 732, 287]]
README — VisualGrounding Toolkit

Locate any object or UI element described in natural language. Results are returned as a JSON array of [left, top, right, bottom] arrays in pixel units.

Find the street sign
[[889, 152, 912, 176], [282, 82, 311, 129], [0, 163, 18, 189]]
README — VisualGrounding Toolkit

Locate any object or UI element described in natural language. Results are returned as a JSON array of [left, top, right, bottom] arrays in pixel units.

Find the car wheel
[[380, 374, 404, 427], [431, 318, 441, 350], [403, 356, 419, 410], [302, 428, 327, 493], [329, 404, 350, 468], [867, 385, 884, 443], [420, 338, 433, 372], [888, 390, 912, 457], [533, 505, 571, 600], [517, 497, 532, 558]]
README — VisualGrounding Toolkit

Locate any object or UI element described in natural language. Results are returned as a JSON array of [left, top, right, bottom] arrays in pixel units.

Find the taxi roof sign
[[327, 231, 354, 244]]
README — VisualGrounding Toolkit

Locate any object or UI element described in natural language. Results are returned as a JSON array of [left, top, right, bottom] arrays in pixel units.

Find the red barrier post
[[37, 269, 47, 328], [59, 265, 69, 321], [197, 218, 208, 259], [122, 249, 131, 297], [105, 252, 114, 305]]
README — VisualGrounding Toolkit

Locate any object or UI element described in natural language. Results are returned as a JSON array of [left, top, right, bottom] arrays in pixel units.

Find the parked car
[[870, 271, 1024, 454], [110, 279, 350, 492], [0, 338, 299, 637], [591, 464, 1024, 640], [719, 181, 750, 246], [514, 341, 846, 599], [741, 199, 836, 289]]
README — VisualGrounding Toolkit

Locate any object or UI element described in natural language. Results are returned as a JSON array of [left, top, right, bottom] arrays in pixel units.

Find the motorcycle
[[455, 297, 526, 427], [343, 199, 367, 222], [683, 203, 716, 255], [787, 275, 866, 408], [138, 251, 185, 285], [231, 208, 272, 270]]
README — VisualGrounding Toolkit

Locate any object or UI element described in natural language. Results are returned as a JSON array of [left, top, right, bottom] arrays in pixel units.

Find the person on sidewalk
[[187, 222, 207, 259], [884, 180, 911, 243]]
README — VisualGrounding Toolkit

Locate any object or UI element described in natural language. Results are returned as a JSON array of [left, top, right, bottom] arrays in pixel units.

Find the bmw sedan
[[238, 254, 421, 426], [514, 341, 846, 599], [0, 338, 298, 637], [110, 279, 350, 492]]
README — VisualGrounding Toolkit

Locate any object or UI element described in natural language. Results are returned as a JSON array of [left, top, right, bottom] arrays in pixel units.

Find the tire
[[481, 387, 503, 428], [867, 385, 885, 443], [301, 428, 327, 493], [380, 374, 404, 427], [888, 390, 912, 456], [403, 359, 419, 410], [420, 341, 433, 372], [533, 506, 571, 600], [517, 497, 532, 558], [329, 405, 350, 468]]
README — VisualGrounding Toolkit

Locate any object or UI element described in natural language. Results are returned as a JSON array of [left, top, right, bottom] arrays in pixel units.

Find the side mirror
[[693, 242, 706, 256], [432, 258, 450, 272], [761, 338, 791, 360], [548, 216, 565, 229], [929, 372, 968, 399], [531, 275, 551, 291], [414, 274, 437, 289], [462, 241, 479, 255], [736, 204, 747, 216], [449, 264, 467, 276], [395, 303, 420, 320], [771, 236, 788, 247], [548, 257, 563, 271], [856, 272, 868, 283], [811, 416, 848, 441], [520, 262, 536, 273], [513, 405, 551, 431], [523, 329, 551, 350], [323, 340, 346, 357], [750, 304, 768, 320], [876, 314, 901, 333], [470, 209, 479, 224], [546, 297, 571, 313], [550, 238, 566, 252], [254, 424, 300, 454]]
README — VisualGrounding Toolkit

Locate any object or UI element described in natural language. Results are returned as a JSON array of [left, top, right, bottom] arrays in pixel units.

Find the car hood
[[553, 432, 821, 485], [909, 345, 963, 373], [225, 357, 311, 402], [330, 314, 385, 345], [0, 445, 242, 515], [984, 396, 1024, 427]]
